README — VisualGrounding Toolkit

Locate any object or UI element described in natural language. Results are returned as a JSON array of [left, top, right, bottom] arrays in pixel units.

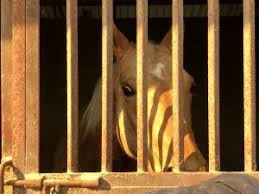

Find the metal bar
[[12, 0, 26, 174], [172, 0, 184, 172], [208, 0, 220, 172], [1, 0, 12, 159], [136, 0, 148, 172], [101, 0, 113, 172], [5, 178, 44, 189], [243, 0, 256, 172], [25, 0, 40, 173], [5, 176, 100, 189], [43, 179, 99, 188], [67, 0, 79, 172]]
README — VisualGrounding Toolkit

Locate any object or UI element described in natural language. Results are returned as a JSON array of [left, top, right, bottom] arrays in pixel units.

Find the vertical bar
[[12, 0, 26, 173], [137, 0, 148, 172], [25, 0, 40, 173], [101, 0, 113, 172], [243, 0, 256, 171], [172, 0, 184, 172], [1, 0, 12, 159], [208, 0, 220, 172], [67, 0, 78, 172]]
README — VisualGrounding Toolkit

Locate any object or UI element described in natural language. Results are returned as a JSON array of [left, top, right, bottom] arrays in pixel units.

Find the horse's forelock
[[80, 79, 102, 142]]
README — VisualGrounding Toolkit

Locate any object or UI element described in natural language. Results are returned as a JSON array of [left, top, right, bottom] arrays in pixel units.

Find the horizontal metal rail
[[5, 177, 100, 189], [4, 172, 259, 189]]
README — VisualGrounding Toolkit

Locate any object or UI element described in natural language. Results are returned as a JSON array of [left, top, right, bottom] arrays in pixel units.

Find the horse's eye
[[122, 85, 135, 97]]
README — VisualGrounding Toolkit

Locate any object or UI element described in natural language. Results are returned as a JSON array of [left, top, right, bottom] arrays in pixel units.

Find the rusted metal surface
[[6, 178, 44, 189], [172, 0, 184, 172], [6, 177, 99, 189], [1, 0, 12, 160], [0, 157, 12, 194], [208, 0, 220, 172], [67, 0, 79, 173], [136, 0, 148, 172], [243, 0, 256, 172], [101, 0, 113, 172], [5, 174, 99, 190], [43, 179, 99, 188], [25, 0, 40, 173], [12, 0, 26, 174]]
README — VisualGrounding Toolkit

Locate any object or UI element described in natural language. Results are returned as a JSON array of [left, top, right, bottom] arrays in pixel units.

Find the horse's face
[[113, 25, 206, 172]]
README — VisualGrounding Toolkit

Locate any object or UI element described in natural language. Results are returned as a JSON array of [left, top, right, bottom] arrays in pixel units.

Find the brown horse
[[78, 24, 206, 172]]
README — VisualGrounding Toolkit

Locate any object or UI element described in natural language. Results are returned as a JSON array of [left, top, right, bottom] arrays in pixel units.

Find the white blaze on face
[[151, 62, 165, 79]]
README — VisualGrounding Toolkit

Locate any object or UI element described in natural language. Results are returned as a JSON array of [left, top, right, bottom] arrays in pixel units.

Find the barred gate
[[0, 0, 257, 193]]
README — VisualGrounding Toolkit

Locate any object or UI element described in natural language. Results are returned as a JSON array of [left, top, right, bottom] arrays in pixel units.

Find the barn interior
[[19, 0, 259, 172]]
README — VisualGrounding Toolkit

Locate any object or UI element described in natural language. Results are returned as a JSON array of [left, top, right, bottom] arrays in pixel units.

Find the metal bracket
[[0, 157, 13, 194], [0, 157, 100, 193], [6, 177, 100, 194]]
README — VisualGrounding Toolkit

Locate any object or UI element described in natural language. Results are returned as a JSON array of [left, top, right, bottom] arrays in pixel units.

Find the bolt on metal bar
[[25, 0, 40, 173], [172, 0, 184, 172], [12, 0, 27, 174], [137, 0, 148, 172], [208, 0, 220, 172], [243, 0, 256, 172], [66, 0, 79, 172], [1, 0, 12, 159], [101, 0, 113, 172], [5, 174, 100, 191]]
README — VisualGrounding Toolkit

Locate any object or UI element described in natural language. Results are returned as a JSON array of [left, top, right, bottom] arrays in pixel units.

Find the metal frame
[[0, 0, 257, 193]]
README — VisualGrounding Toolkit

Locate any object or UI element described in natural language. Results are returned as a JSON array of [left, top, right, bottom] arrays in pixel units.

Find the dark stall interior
[[37, 0, 259, 172]]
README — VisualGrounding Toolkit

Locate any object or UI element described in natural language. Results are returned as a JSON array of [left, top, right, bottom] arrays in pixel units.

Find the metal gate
[[0, 0, 257, 193]]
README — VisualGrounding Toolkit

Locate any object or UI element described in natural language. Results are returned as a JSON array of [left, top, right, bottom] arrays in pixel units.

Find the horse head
[[80, 24, 206, 172]]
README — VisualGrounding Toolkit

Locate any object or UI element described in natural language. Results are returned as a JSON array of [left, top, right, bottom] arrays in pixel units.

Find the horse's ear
[[160, 27, 172, 50], [113, 23, 130, 59]]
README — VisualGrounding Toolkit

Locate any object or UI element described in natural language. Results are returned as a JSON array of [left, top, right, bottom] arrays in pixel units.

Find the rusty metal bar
[[67, 0, 79, 172], [1, 0, 12, 159], [243, 0, 256, 172], [172, 0, 184, 172], [136, 0, 148, 172], [101, 0, 113, 172], [5, 175, 99, 189], [208, 0, 220, 172], [43, 178, 99, 188], [5, 177, 44, 189], [12, 0, 26, 174], [25, 0, 40, 173]]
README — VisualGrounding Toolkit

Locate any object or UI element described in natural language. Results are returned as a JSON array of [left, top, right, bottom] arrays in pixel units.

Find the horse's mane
[[79, 78, 102, 142]]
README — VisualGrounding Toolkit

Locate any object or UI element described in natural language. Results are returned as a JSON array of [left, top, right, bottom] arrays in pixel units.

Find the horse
[[77, 24, 207, 172]]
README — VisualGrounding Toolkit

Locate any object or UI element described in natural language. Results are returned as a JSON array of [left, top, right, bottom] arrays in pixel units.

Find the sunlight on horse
[[80, 24, 206, 172]]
